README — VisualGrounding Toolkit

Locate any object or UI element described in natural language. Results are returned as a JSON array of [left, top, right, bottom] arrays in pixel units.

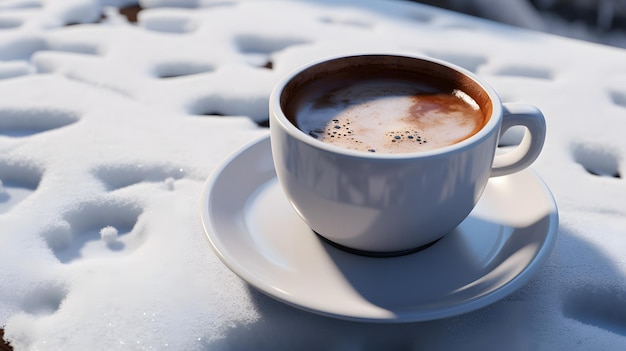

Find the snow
[[99, 225, 119, 244], [0, 0, 625, 350]]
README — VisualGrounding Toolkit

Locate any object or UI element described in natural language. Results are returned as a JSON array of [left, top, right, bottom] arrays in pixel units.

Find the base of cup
[[315, 232, 441, 258]]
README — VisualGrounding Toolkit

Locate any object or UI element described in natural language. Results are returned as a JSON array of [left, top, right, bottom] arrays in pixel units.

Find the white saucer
[[200, 136, 558, 323]]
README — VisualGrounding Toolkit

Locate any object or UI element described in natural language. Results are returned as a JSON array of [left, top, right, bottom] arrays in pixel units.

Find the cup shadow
[[315, 213, 553, 317]]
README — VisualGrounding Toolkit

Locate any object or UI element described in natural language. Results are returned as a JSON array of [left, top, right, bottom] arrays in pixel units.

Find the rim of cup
[[270, 53, 504, 160]]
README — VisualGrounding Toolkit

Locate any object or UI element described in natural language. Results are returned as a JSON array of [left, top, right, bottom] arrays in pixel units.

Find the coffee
[[291, 78, 486, 153]]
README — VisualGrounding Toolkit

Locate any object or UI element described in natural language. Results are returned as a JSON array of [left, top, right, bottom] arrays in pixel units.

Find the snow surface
[[0, 0, 626, 350]]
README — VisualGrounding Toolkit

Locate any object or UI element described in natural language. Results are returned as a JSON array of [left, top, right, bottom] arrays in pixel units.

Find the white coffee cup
[[269, 54, 546, 256]]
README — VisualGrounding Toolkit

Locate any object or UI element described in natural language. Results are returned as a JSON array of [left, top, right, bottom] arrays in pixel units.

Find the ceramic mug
[[269, 54, 546, 256]]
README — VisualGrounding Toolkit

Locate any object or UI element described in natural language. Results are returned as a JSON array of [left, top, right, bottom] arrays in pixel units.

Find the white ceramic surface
[[269, 54, 547, 254], [201, 136, 558, 322]]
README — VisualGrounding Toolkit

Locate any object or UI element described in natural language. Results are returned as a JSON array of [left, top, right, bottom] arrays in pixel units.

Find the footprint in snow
[[0, 159, 42, 215], [0, 107, 79, 138], [41, 199, 143, 264]]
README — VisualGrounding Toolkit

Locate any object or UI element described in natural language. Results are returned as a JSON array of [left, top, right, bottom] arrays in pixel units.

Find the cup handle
[[491, 103, 546, 177]]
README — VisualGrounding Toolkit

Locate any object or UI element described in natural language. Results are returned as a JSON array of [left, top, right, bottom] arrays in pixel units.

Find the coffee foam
[[295, 80, 485, 153]]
